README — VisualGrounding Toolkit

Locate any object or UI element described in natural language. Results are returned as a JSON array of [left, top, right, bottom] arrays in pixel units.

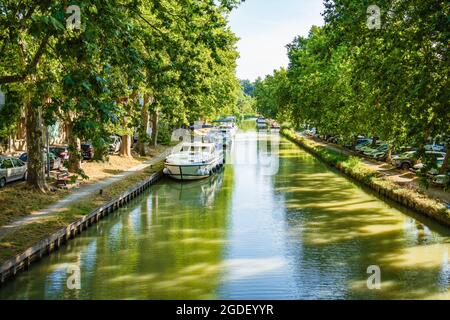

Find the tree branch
[[0, 34, 50, 85]]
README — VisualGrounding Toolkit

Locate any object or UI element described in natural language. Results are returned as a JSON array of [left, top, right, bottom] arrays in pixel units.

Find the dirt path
[[0, 146, 174, 239], [296, 132, 450, 205]]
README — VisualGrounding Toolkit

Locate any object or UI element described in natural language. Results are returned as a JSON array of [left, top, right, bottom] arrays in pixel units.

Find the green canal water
[[1, 127, 449, 299]]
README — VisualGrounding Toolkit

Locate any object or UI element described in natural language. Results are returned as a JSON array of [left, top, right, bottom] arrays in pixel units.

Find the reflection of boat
[[168, 171, 224, 206], [256, 117, 267, 129], [163, 142, 224, 180]]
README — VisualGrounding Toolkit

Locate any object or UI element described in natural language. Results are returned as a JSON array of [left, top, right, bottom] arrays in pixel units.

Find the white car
[[109, 135, 122, 154], [425, 144, 446, 152], [432, 173, 449, 187], [0, 156, 27, 188], [410, 157, 444, 175]]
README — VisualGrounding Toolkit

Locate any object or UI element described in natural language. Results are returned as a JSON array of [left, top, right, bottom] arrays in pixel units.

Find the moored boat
[[218, 122, 237, 137], [163, 142, 224, 180], [256, 117, 266, 124]]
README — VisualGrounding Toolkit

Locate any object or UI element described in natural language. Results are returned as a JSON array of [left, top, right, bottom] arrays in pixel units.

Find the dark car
[[344, 137, 372, 149], [19, 152, 62, 171], [81, 143, 94, 160], [49, 145, 69, 160]]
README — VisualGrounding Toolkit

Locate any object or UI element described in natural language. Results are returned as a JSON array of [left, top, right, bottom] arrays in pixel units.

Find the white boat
[[211, 123, 237, 146], [163, 142, 224, 180], [256, 117, 267, 124], [256, 117, 267, 129], [218, 123, 237, 137]]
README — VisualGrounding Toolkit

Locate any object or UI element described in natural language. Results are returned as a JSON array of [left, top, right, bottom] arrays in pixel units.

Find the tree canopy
[[0, 0, 244, 190], [254, 0, 449, 170]]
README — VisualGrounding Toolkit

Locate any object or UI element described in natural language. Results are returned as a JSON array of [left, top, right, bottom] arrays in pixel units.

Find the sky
[[229, 0, 325, 81]]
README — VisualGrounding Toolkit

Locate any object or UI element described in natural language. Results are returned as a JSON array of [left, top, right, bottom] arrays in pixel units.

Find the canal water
[[1, 126, 449, 299]]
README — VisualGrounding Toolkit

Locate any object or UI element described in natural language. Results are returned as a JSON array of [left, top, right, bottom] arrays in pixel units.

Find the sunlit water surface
[[1, 125, 449, 299]]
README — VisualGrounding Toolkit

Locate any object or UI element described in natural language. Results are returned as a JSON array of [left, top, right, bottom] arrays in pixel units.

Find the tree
[[255, 0, 448, 172], [240, 80, 256, 97], [1, 0, 244, 190]]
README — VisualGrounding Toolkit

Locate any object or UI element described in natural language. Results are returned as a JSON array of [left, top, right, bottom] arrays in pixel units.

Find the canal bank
[[0, 128, 449, 299], [280, 128, 450, 227], [0, 140, 181, 283], [0, 163, 166, 284]]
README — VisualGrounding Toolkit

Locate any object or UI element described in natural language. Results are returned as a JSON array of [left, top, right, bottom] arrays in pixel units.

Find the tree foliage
[[255, 0, 449, 171], [0, 0, 243, 189]]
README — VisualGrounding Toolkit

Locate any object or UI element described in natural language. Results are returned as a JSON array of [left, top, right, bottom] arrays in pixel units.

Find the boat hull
[[164, 157, 224, 181]]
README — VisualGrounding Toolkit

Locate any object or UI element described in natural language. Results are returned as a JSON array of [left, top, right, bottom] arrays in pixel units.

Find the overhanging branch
[[0, 34, 50, 85]]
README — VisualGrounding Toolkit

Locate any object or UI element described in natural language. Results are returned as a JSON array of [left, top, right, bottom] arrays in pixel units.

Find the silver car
[[0, 156, 27, 188]]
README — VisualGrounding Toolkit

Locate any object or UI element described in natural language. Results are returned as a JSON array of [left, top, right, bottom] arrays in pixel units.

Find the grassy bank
[[0, 154, 160, 229], [281, 128, 450, 226], [0, 162, 164, 263]]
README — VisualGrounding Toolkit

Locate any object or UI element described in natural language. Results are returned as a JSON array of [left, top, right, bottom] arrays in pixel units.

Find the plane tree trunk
[[150, 108, 158, 148], [25, 100, 48, 192], [440, 145, 449, 173], [118, 93, 138, 158], [119, 134, 132, 157], [352, 136, 358, 151], [385, 145, 393, 163], [371, 136, 378, 147], [66, 121, 82, 173], [135, 94, 150, 156]]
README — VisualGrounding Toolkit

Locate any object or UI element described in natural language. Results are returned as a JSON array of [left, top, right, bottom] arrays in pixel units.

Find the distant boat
[[163, 142, 224, 180], [213, 116, 237, 124], [218, 123, 237, 137], [269, 119, 280, 129], [256, 117, 267, 129], [207, 123, 237, 146], [256, 117, 266, 124]]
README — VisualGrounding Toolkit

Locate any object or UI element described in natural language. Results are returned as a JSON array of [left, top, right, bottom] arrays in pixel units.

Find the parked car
[[344, 137, 372, 149], [358, 141, 386, 154], [109, 136, 122, 154], [391, 151, 444, 170], [49, 145, 69, 160], [355, 140, 377, 153], [19, 152, 62, 171], [391, 151, 417, 169], [304, 128, 317, 136], [410, 157, 445, 175], [364, 143, 389, 160], [0, 156, 27, 187], [325, 135, 338, 144], [81, 142, 94, 160], [425, 143, 446, 153], [432, 172, 449, 187]]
